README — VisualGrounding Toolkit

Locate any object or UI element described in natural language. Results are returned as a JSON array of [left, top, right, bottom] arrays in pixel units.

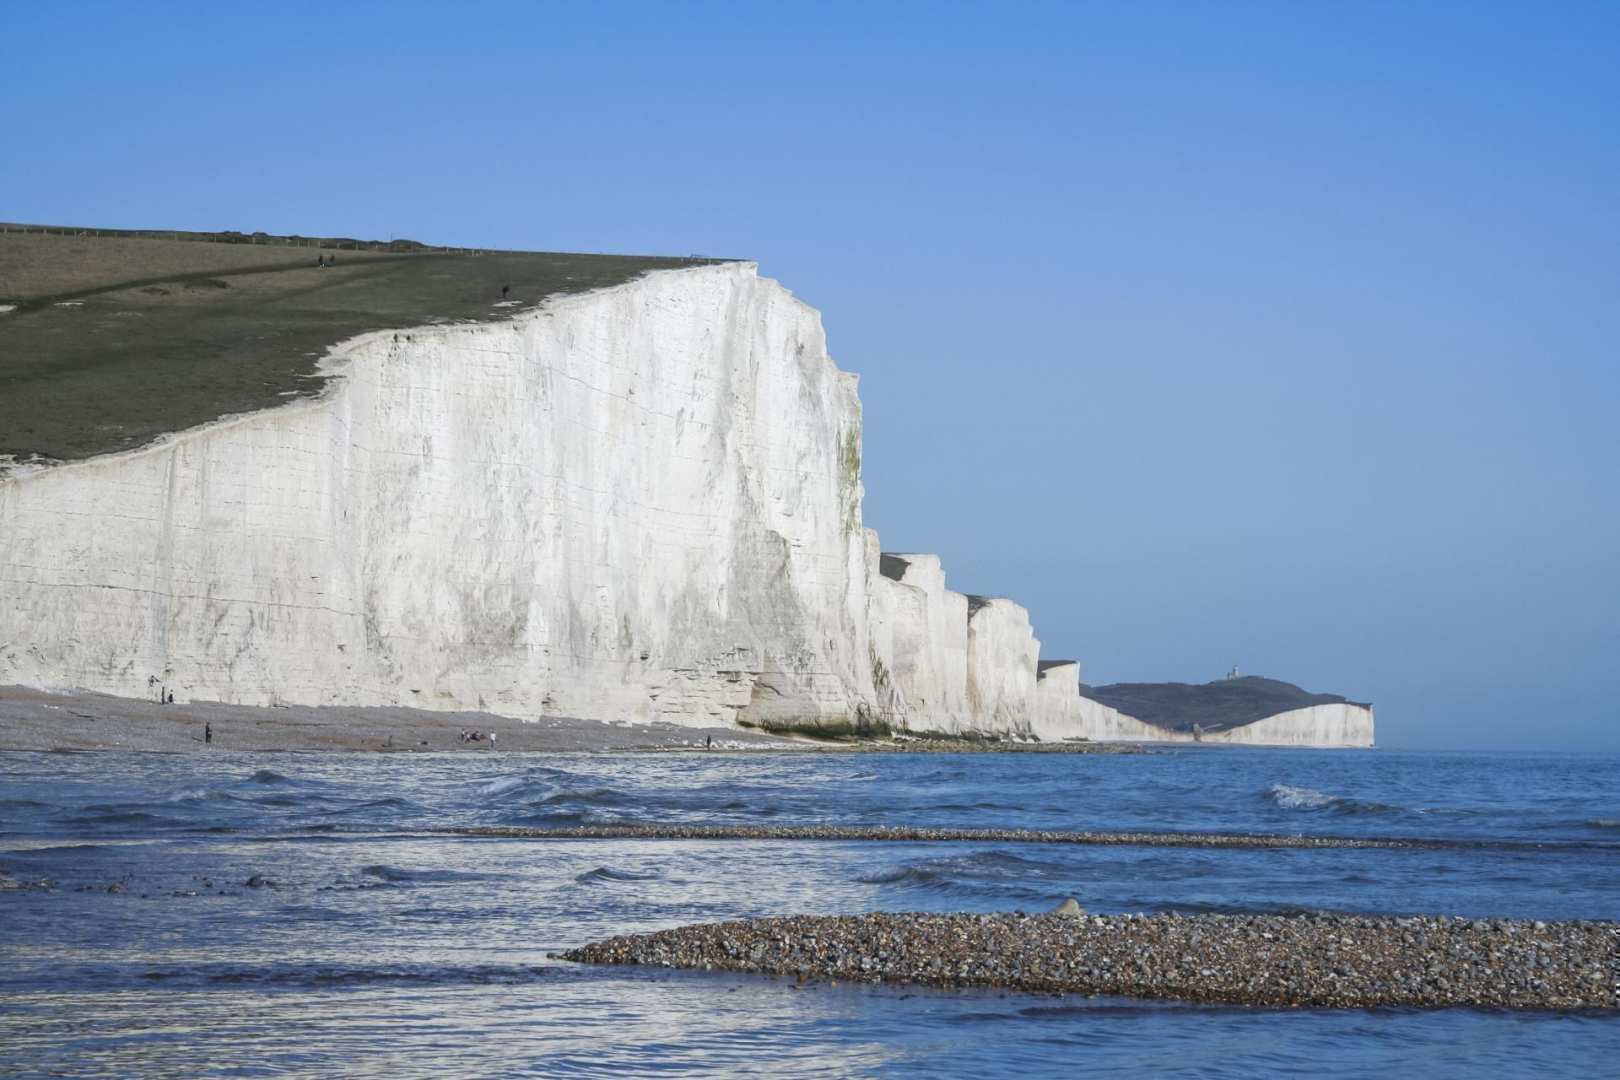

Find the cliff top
[[1078, 676, 1368, 733], [0, 224, 728, 465]]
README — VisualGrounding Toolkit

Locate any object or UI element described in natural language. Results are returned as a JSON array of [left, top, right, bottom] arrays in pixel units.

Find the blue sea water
[[0, 747, 1616, 1077]]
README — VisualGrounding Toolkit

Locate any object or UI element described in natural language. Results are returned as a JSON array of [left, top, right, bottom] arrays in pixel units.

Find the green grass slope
[[0, 226, 722, 464]]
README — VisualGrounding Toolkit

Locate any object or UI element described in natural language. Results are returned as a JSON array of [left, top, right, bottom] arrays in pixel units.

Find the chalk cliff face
[[0, 260, 1372, 747], [866, 551, 969, 733], [1, 263, 872, 726], [964, 597, 1040, 735]]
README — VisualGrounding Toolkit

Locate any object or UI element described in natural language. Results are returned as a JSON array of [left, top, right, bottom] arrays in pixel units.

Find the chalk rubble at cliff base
[[560, 911, 1620, 1011]]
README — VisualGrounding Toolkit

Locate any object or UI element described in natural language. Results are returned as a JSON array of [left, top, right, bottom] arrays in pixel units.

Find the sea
[[1, 747, 1616, 1077]]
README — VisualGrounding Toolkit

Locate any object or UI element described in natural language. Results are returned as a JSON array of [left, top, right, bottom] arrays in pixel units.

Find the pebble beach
[[561, 910, 1620, 1011]]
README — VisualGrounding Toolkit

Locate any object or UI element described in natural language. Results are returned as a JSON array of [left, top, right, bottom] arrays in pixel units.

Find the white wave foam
[[478, 776, 529, 797], [167, 788, 230, 803], [1267, 783, 1338, 810]]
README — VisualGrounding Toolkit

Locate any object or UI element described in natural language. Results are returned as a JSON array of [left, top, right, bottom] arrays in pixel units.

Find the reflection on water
[[1, 749, 1618, 1077]]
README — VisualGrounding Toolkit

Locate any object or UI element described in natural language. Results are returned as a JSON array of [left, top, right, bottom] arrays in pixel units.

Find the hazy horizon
[[4, 1, 1615, 750]]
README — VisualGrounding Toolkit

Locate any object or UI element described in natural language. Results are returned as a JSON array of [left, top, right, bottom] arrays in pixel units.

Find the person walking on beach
[[489, 731, 497, 751], [204, 722, 212, 746]]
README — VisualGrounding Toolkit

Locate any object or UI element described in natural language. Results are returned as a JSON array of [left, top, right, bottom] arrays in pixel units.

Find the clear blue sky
[[5, 2, 1616, 749]]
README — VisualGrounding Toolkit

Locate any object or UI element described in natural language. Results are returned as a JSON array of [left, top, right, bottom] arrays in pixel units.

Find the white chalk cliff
[[0, 261, 1372, 746]]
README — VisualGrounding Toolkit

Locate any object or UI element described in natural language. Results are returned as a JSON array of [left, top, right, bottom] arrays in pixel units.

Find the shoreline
[[0, 686, 1136, 755], [0, 685, 787, 754]]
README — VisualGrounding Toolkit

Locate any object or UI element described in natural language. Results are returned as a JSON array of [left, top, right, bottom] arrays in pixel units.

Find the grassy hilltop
[[0, 226, 720, 465]]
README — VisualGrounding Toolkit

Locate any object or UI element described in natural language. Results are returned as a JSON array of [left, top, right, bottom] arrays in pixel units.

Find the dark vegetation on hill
[[0, 225, 725, 464], [1077, 676, 1366, 733]]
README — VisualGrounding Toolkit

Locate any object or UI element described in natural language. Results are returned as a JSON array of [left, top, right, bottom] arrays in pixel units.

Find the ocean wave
[[249, 770, 292, 785], [132, 963, 561, 988], [1263, 783, 1403, 816], [855, 865, 937, 886], [64, 809, 171, 826], [252, 793, 329, 808], [167, 788, 238, 804], [508, 809, 618, 827], [574, 866, 659, 885], [535, 787, 630, 808], [479, 775, 540, 798], [856, 850, 1070, 901], [0, 842, 112, 857], [360, 864, 493, 884], [1585, 818, 1620, 830], [477, 767, 589, 800], [1266, 784, 1338, 810], [317, 796, 426, 818]]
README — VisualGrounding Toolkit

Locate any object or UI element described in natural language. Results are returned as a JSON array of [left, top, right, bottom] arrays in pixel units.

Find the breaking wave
[[249, 770, 292, 785], [856, 850, 1071, 902], [360, 864, 494, 884], [1264, 784, 1403, 816], [574, 866, 659, 885], [167, 788, 237, 804], [1267, 784, 1338, 810], [131, 962, 562, 988], [535, 787, 628, 807], [478, 775, 541, 798]]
